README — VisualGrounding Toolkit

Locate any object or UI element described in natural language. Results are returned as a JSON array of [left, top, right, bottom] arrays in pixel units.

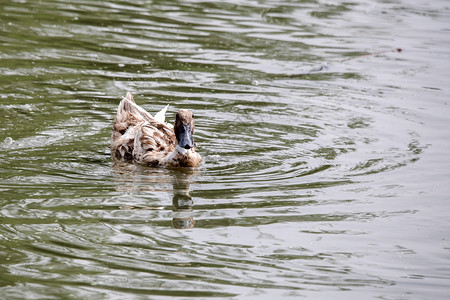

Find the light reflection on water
[[0, 0, 449, 298]]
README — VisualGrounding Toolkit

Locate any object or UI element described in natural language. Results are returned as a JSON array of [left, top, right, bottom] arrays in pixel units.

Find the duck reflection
[[112, 161, 198, 229], [171, 172, 195, 229]]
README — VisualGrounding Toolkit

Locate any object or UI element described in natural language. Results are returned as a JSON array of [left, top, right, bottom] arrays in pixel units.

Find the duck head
[[174, 109, 195, 153]]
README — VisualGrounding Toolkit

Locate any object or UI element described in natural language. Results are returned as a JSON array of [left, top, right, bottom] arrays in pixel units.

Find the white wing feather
[[154, 104, 169, 124]]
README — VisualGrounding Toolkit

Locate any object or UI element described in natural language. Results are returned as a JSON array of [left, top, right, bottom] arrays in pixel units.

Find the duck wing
[[154, 104, 169, 124], [133, 121, 176, 165], [111, 92, 175, 163]]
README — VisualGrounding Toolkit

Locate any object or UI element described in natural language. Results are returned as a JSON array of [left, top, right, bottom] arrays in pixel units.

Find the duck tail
[[116, 92, 153, 123], [125, 91, 135, 103]]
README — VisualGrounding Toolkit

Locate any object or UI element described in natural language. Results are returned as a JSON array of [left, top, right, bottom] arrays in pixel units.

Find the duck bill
[[178, 123, 194, 149]]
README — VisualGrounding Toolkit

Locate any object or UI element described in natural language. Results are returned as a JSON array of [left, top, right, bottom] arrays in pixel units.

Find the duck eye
[[192, 114, 195, 118]]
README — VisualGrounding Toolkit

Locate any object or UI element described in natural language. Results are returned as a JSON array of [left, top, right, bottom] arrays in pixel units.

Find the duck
[[110, 92, 202, 168]]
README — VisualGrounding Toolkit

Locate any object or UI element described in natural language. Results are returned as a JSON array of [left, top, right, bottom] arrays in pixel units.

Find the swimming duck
[[110, 92, 202, 167]]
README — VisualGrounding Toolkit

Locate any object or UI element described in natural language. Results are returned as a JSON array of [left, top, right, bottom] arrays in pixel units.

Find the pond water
[[1, 0, 449, 298]]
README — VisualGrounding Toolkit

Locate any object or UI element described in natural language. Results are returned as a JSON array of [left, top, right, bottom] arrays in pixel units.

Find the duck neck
[[175, 144, 189, 155]]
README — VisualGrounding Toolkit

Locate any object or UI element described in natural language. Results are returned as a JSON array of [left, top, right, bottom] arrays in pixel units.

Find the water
[[1, 0, 449, 298]]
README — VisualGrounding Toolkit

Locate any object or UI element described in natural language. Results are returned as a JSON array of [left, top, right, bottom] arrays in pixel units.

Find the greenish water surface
[[1, 0, 449, 299]]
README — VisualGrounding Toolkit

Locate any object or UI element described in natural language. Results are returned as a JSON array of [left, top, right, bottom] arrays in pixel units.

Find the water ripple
[[1, 0, 449, 298]]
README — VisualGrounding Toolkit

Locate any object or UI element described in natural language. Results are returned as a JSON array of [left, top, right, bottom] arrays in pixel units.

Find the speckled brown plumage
[[110, 92, 202, 168]]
